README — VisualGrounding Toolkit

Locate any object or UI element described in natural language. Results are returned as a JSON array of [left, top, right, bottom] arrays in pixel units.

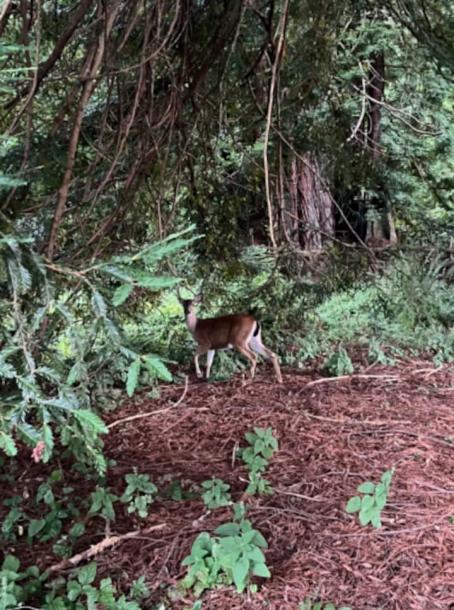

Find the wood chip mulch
[[2, 361, 454, 610]]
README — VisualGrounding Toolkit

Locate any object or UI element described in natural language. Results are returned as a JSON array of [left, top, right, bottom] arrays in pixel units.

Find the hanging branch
[[263, 0, 289, 252], [46, 0, 122, 260]]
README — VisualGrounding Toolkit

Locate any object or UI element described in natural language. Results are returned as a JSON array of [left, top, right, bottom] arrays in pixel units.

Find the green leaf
[[215, 523, 240, 536], [28, 518, 46, 538], [126, 359, 141, 397], [381, 469, 394, 487], [78, 562, 97, 585], [360, 494, 374, 511], [73, 409, 108, 434], [251, 562, 270, 578], [143, 355, 172, 382], [112, 283, 133, 306], [91, 290, 108, 318], [232, 556, 249, 592], [345, 496, 361, 513], [0, 431, 17, 456], [370, 510, 382, 528], [357, 481, 375, 494], [358, 507, 373, 526], [252, 530, 268, 548], [2, 555, 20, 572]]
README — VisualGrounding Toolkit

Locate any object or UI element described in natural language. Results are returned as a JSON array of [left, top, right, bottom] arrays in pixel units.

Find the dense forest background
[[0, 0, 454, 608]]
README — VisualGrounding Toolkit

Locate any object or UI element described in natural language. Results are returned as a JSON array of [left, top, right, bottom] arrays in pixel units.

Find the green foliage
[[121, 471, 158, 518], [346, 469, 394, 528], [323, 347, 354, 376], [181, 503, 270, 596], [43, 562, 149, 610], [89, 486, 118, 522], [239, 427, 278, 495], [0, 229, 193, 469], [299, 599, 352, 610], [201, 479, 232, 510]]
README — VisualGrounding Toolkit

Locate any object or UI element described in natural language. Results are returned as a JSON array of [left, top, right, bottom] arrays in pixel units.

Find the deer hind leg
[[249, 334, 283, 383], [235, 345, 258, 379], [195, 345, 209, 378], [206, 349, 216, 379]]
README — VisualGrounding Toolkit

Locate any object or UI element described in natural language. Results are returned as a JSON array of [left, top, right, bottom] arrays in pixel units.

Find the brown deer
[[178, 294, 282, 383]]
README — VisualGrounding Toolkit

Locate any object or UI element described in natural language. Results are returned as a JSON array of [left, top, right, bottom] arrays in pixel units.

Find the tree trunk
[[364, 51, 397, 246], [282, 154, 334, 251]]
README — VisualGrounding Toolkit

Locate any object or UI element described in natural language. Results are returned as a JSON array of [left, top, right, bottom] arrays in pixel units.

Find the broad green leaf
[[324, 604, 336, 610], [78, 561, 97, 585], [375, 493, 387, 510], [370, 510, 382, 528], [252, 530, 268, 548], [73, 409, 108, 434], [252, 562, 270, 578], [112, 283, 133, 306], [126, 359, 141, 397], [360, 494, 374, 511], [358, 507, 373, 526], [357, 481, 375, 494], [215, 523, 240, 536], [247, 546, 266, 563], [232, 556, 249, 592], [346, 496, 361, 513], [381, 469, 394, 487], [28, 518, 46, 538], [143, 355, 172, 382], [2, 555, 20, 572]]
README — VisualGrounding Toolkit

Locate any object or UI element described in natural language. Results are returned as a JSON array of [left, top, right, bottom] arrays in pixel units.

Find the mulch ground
[[3, 360, 454, 610]]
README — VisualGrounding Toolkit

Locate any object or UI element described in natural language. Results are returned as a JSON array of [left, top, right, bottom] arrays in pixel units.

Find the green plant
[[181, 503, 270, 596], [121, 471, 158, 518], [323, 347, 354, 376], [43, 562, 149, 609], [0, 555, 43, 609], [0, 229, 194, 470], [89, 486, 118, 521], [346, 468, 394, 528], [299, 599, 352, 610], [240, 427, 278, 495], [201, 479, 232, 509]]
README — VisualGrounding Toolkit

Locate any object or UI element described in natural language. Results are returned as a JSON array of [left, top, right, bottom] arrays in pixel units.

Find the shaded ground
[[3, 361, 454, 609]]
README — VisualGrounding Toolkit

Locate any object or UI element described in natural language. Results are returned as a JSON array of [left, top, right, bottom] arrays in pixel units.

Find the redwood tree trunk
[[282, 154, 334, 251]]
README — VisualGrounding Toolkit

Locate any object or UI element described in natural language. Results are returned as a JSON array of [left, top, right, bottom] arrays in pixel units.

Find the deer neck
[[185, 311, 198, 335]]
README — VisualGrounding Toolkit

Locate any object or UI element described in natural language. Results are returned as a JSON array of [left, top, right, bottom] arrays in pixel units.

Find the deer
[[178, 292, 283, 383]]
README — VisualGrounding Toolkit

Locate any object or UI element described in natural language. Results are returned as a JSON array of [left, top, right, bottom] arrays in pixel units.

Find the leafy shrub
[[0, 229, 194, 468], [182, 503, 270, 596], [323, 347, 354, 376]]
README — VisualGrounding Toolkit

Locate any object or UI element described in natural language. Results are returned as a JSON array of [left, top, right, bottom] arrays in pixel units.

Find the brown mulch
[[3, 361, 454, 610]]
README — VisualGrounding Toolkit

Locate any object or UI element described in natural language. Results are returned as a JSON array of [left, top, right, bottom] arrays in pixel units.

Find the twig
[[305, 413, 412, 426], [302, 373, 400, 389], [263, 0, 289, 251], [107, 375, 189, 430], [48, 524, 166, 573]]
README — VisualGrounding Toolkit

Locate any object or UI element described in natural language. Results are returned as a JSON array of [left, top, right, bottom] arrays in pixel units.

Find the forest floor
[[5, 360, 454, 610]]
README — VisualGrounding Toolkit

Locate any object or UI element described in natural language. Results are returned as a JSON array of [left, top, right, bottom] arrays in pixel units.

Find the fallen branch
[[302, 373, 400, 390], [48, 523, 165, 573], [107, 375, 189, 430]]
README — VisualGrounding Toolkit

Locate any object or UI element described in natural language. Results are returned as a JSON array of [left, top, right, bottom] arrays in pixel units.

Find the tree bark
[[283, 154, 334, 251]]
